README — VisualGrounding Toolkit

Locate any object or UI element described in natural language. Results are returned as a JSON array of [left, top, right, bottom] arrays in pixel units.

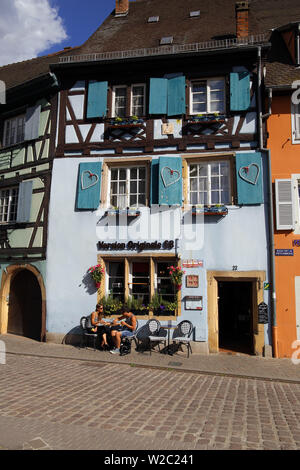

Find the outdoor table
[[160, 321, 177, 355]]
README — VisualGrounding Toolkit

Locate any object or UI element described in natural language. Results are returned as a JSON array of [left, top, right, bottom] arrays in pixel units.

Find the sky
[[0, 0, 117, 67]]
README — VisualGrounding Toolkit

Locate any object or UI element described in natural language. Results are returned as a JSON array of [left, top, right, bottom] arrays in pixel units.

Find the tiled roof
[[1, 0, 300, 90]]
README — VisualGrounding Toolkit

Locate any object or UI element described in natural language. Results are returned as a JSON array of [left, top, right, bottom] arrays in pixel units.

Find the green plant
[[131, 115, 138, 121], [115, 116, 123, 122], [125, 296, 148, 312], [148, 293, 163, 311], [100, 295, 122, 315]]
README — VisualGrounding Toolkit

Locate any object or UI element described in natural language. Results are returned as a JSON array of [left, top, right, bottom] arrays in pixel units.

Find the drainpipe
[[257, 46, 278, 357]]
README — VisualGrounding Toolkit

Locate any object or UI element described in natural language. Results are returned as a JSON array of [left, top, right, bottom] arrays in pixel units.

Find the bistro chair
[[80, 316, 97, 351], [172, 320, 193, 358], [147, 319, 167, 355]]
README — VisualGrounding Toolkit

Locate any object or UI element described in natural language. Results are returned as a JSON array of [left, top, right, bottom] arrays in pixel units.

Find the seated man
[[110, 307, 137, 355]]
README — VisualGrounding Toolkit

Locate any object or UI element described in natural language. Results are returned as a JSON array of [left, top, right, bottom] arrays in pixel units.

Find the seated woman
[[90, 303, 111, 349], [110, 306, 137, 355]]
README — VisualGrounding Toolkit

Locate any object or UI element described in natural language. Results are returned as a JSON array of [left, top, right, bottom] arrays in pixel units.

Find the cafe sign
[[97, 239, 175, 252]]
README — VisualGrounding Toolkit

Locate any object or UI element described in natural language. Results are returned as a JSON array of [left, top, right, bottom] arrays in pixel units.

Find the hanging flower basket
[[168, 265, 185, 290], [88, 264, 105, 288]]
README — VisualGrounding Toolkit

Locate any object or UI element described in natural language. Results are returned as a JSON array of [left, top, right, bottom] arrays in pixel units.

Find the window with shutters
[[188, 160, 231, 205], [3, 115, 25, 147], [109, 165, 147, 209], [112, 84, 146, 118], [0, 187, 19, 223], [189, 78, 225, 115]]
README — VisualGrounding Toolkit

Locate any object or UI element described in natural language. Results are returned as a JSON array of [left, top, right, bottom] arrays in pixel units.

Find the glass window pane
[[211, 177, 220, 190], [111, 169, 118, 180], [130, 181, 137, 193], [211, 191, 219, 204], [139, 167, 146, 179], [130, 168, 137, 179], [119, 169, 126, 180]]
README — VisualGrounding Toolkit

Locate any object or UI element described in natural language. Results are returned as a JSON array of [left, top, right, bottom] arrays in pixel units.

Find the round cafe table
[[160, 322, 177, 355]]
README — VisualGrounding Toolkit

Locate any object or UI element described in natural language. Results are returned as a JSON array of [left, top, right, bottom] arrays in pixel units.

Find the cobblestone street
[[1, 351, 300, 450]]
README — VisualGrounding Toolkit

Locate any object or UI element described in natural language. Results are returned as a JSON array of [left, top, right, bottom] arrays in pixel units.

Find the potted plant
[[168, 265, 185, 290], [100, 295, 123, 316], [88, 264, 105, 288], [125, 296, 148, 315]]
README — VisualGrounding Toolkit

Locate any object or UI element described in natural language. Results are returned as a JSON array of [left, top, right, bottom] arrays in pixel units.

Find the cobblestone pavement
[[1, 353, 300, 450]]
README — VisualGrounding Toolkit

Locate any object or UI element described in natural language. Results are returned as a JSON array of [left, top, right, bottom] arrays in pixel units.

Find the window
[[112, 84, 146, 117], [131, 262, 150, 305], [108, 262, 125, 301], [157, 262, 175, 302], [113, 86, 127, 118], [109, 166, 147, 208], [190, 78, 225, 114], [3, 115, 25, 147], [189, 160, 231, 205], [0, 187, 19, 223], [292, 104, 300, 143], [131, 84, 145, 117]]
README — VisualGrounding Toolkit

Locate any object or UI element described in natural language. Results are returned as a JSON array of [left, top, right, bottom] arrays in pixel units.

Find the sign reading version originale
[[97, 240, 174, 253]]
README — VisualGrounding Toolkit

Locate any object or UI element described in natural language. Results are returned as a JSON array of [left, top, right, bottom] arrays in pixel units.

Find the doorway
[[7, 269, 42, 341], [218, 281, 253, 354]]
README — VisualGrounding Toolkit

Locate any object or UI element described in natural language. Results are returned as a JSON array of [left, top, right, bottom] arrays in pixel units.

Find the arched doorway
[[7, 269, 42, 341]]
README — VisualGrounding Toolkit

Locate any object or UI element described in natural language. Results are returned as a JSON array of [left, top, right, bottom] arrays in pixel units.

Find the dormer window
[[148, 16, 159, 23], [160, 37, 173, 45], [190, 11, 200, 17]]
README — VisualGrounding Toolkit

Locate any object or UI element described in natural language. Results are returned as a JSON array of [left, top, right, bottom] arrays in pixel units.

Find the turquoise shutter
[[230, 72, 250, 111], [76, 162, 102, 210], [158, 156, 182, 205], [235, 152, 263, 205], [16, 180, 33, 222], [87, 81, 108, 118], [167, 76, 186, 116], [149, 78, 168, 114], [24, 105, 41, 140]]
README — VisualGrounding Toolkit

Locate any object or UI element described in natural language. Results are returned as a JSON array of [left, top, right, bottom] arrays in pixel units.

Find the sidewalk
[[1, 333, 300, 383]]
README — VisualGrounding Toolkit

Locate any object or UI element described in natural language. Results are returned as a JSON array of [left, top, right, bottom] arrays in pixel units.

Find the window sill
[[108, 119, 145, 128], [186, 114, 226, 125], [105, 208, 141, 217]]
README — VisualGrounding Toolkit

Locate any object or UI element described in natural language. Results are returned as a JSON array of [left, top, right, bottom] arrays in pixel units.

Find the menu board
[[185, 296, 203, 311]]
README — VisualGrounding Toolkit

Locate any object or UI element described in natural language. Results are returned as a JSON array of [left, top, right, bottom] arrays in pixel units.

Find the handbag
[[119, 338, 131, 356]]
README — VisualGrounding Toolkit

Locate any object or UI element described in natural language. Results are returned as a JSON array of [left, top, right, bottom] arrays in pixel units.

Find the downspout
[[257, 46, 278, 357]]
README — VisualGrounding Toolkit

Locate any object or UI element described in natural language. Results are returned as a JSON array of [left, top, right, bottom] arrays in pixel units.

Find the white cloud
[[0, 0, 67, 66]]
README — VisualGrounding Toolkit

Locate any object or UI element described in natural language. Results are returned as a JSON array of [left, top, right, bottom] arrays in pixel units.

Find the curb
[[6, 350, 300, 385]]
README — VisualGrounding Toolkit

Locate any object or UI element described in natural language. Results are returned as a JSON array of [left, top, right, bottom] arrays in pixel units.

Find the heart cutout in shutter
[[161, 166, 181, 188], [238, 163, 260, 186], [81, 170, 99, 190]]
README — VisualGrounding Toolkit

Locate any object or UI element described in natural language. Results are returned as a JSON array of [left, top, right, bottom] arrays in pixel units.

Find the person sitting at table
[[90, 303, 111, 350], [109, 306, 137, 355]]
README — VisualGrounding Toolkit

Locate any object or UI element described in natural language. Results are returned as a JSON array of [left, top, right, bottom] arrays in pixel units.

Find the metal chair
[[172, 320, 193, 358], [80, 316, 98, 351], [147, 319, 167, 355]]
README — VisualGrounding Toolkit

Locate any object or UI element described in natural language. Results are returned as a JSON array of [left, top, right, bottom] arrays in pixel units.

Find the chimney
[[115, 0, 129, 16], [235, 1, 249, 38]]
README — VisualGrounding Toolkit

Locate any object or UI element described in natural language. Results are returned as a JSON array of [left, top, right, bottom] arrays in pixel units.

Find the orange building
[[266, 23, 300, 357]]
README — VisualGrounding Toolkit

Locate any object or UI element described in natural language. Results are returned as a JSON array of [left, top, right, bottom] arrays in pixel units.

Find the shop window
[[108, 261, 125, 301], [0, 187, 19, 223], [157, 262, 176, 302], [189, 78, 225, 115], [131, 261, 150, 305], [189, 160, 231, 205]]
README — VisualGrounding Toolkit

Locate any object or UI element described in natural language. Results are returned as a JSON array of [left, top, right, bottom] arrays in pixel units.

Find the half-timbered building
[[45, 0, 293, 355]]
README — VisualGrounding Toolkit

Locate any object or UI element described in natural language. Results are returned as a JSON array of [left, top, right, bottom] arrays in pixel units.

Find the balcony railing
[[58, 34, 268, 64]]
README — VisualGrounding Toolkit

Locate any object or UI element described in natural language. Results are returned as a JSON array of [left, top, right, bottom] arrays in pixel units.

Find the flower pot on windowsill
[[187, 114, 225, 125], [108, 118, 144, 128], [95, 282, 101, 289]]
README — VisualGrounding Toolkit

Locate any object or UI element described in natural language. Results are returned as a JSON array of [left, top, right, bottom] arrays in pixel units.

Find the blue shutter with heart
[[158, 156, 182, 205], [235, 152, 263, 205], [76, 162, 102, 210], [230, 72, 251, 111]]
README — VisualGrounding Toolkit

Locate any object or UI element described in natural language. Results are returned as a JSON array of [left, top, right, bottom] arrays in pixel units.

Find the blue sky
[[0, 0, 119, 66], [45, 0, 116, 55]]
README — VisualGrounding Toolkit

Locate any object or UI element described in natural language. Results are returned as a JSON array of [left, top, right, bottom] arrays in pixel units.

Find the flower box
[[187, 114, 225, 125], [191, 205, 228, 216], [108, 118, 144, 128], [105, 208, 141, 217]]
